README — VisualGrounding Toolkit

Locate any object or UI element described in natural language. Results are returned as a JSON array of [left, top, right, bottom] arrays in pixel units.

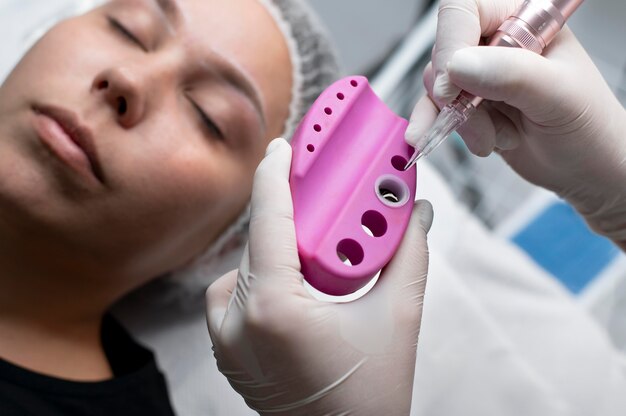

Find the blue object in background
[[513, 202, 620, 294]]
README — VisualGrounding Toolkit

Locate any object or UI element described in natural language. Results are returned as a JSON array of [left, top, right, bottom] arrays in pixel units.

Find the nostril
[[97, 80, 109, 90], [117, 97, 127, 115]]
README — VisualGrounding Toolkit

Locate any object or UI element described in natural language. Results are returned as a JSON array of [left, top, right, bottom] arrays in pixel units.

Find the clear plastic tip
[[404, 98, 477, 170]]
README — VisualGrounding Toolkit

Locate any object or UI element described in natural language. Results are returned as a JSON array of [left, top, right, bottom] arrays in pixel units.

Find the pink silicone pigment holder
[[289, 76, 417, 296]]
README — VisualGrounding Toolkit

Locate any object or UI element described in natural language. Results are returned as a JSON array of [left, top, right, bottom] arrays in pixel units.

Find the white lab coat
[[411, 162, 626, 416]]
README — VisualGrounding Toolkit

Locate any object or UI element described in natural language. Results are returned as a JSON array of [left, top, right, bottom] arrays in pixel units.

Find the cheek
[[1, 17, 109, 111], [117, 111, 258, 214], [16, 21, 89, 78], [113, 133, 255, 244]]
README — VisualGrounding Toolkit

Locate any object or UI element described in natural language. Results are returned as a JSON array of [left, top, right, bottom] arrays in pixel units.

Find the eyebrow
[[149, 0, 267, 127], [210, 53, 268, 129], [152, 0, 180, 23]]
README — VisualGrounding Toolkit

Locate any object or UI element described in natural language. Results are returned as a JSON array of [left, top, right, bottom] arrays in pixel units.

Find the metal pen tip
[[403, 150, 423, 171]]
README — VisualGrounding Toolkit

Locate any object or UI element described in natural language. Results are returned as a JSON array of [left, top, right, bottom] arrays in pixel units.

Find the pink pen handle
[[495, 0, 584, 51], [458, 0, 585, 110]]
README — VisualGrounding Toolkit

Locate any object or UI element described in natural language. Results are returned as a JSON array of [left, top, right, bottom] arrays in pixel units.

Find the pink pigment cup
[[289, 76, 417, 296]]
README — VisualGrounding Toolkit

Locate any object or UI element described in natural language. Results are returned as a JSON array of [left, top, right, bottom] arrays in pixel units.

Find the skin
[[0, 0, 292, 381]]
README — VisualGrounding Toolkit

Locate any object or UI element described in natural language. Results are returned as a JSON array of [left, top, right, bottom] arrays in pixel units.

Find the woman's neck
[[0, 312, 113, 381], [0, 243, 116, 381]]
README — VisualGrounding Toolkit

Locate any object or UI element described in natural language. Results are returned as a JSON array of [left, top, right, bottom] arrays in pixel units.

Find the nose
[[92, 67, 146, 128]]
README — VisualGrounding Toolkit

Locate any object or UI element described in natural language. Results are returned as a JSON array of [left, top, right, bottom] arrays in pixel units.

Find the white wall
[[568, 0, 626, 100], [308, 0, 430, 74]]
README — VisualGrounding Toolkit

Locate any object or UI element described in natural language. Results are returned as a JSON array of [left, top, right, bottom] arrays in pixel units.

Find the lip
[[32, 104, 104, 184]]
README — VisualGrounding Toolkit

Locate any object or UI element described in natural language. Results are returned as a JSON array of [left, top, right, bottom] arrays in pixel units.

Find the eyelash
[[107, 17, 147, 52], [191, 101, 224, 140]]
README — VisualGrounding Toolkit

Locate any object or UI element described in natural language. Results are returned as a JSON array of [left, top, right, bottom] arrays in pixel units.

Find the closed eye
[[107, 16, 148, 52], [190, 101, 224, 140]]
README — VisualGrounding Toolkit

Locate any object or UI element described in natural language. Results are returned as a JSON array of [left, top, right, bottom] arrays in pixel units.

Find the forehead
[[184, 0, 290, 88], [171, 0, 283, 60]]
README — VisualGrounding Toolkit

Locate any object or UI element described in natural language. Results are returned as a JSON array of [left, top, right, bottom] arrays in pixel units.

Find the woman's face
[[0, 0, 292, 285]]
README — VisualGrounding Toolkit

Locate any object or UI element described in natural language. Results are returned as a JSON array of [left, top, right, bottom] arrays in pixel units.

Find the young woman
[[0, 0, 338, 413]]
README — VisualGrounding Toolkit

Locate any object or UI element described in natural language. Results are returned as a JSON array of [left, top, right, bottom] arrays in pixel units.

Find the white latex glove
[[206, 138, 434, 415], [406, 0, 626, 248]]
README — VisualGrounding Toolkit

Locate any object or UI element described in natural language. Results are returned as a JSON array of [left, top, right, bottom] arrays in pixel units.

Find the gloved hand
[[406, 0, 626, 247], [206, 138, 433, 415]]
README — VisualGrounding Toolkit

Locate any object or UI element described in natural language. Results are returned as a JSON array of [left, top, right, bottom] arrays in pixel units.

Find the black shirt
[[0, 315, 176, 416]]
